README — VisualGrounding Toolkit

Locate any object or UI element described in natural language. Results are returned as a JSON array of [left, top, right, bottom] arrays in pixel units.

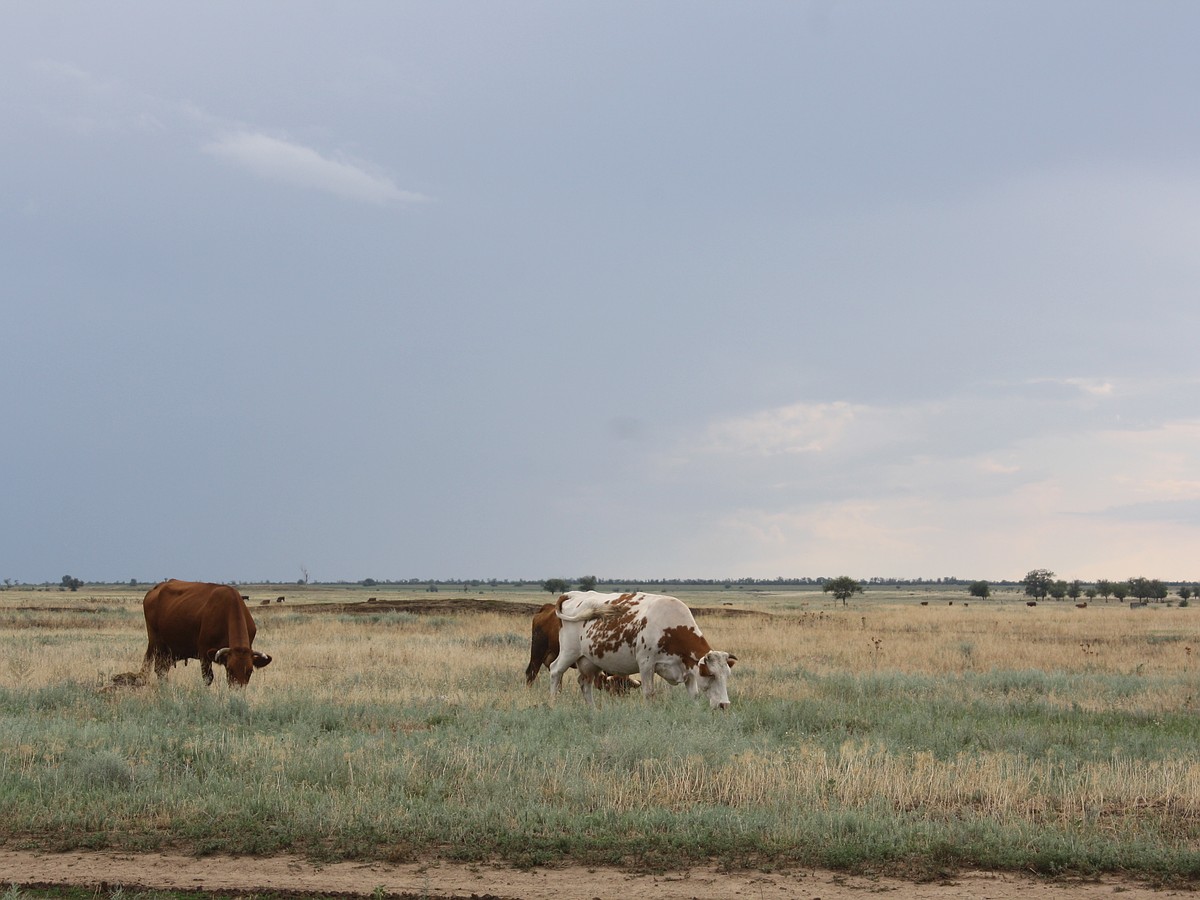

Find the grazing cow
[[140, 579, 273, 687], [549, 591, 736, 709], [525, 603, 641, 694]]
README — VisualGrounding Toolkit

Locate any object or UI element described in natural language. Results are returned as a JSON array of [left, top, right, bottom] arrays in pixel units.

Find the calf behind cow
[[140, 579, 272, 687], [549, 591, 736, 709]]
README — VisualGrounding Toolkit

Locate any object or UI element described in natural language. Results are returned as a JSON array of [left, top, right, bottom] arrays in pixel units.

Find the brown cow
[[140, 579, 273, 686], [525, 602, 560, 685], [524, 602, 640, 694]]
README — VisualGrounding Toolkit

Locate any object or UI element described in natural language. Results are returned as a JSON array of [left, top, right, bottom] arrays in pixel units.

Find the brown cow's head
[[211, 647, 273, 686]]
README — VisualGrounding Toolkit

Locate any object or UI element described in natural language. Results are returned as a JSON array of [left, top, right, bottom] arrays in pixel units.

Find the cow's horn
[[214, 647, 231, 664]]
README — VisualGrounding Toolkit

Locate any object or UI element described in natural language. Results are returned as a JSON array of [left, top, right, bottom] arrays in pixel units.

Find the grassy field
[[1, 583, 1198, 881]]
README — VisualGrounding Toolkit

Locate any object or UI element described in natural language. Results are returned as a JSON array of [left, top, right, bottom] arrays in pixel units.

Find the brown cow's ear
[[727, 655, 737, 668], [253, 652, 272, 668], [206, 648, 220, 663], [698, 662, 712, 677]]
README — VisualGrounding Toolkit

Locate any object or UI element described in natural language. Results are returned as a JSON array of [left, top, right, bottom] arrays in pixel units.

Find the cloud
[[699, 400, 934, 462], [616, 381, 1200, 579], [203, 131, 427, 205], [702, 401, 863, 456], [1019, 376, 1116, 399], [30, 62, 420, 207]]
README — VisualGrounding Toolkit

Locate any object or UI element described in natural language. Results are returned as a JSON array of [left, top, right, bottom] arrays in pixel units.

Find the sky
[[4, 2, 1200, 585]]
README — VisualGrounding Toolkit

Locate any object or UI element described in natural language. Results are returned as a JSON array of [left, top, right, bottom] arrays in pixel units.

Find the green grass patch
[[3, 672, 1200, 878]]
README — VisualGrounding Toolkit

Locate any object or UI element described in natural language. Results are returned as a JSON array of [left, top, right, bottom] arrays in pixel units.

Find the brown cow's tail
[[555, 593, 620, 623]]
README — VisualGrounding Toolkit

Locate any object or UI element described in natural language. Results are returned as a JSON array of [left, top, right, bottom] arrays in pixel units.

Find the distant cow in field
[[140, 579, 273, 687], [260, 598, 271, 605], [550, 591, 736, 709]]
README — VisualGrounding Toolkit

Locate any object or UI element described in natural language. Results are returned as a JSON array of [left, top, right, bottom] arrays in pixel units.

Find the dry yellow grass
[[1, 584, 1195, 704]]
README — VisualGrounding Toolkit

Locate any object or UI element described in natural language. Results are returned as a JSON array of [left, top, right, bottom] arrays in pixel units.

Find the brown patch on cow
[[658, 624, 712, 670], [585, 594, 644, 659]]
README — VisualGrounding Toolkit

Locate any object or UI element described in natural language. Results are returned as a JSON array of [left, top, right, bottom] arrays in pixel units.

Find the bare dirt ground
[[0, 850, 1193, 900]]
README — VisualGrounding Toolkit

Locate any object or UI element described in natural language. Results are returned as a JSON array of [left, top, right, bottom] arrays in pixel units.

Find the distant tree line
[[1018, 569, 1189, 604], [8, 572, 1198, 608]]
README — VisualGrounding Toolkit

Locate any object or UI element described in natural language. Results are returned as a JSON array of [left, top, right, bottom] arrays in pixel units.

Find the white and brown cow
[[526, 602, 641, 694], [549, 591, 736, 709]]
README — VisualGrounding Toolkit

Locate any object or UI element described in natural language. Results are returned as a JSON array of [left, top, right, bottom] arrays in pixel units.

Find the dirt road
[[0, 850, 1191, 900]]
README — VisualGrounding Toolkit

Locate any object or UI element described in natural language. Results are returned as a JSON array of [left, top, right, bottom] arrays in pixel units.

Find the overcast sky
[[4, 3, 1200, 585]]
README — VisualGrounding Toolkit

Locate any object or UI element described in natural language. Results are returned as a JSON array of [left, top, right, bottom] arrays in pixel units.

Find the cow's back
[[564, 591, 711, 673], [144, 579, 254, 660]]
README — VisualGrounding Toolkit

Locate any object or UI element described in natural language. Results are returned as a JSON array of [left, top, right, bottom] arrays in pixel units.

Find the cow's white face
[[693, 651, 736, 709]]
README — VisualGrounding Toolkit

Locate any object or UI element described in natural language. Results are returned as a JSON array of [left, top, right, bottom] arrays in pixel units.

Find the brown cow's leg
[[140, 645, 155, 679], [526, 631, 555, 685], [145, 645, 172, 681]]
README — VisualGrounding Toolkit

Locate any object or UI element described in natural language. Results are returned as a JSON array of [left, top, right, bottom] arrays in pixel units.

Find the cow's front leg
[[638, 661, 657, 700], [200, 657, 215, 686]]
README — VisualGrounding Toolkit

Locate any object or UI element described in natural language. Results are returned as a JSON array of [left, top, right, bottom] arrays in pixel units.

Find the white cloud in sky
[[648, 383, 1200, 580], [699, 401, 932, 463], [27, 61, 424, 207], [702, 401, 862, 456], [1055, 378, 1114, 397], [202, 132, 427, 205]]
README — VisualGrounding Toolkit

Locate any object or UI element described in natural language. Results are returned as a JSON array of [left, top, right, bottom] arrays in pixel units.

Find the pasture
[[1, 583, 1199, 882]]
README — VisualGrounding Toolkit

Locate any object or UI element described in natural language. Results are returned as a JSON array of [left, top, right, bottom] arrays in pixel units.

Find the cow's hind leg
[[143, 644, 172, 681], [548, 649, 580, 702], [526, 630, 552, 686], [577, 659, 603, 709], [139, 644, 155, 679]]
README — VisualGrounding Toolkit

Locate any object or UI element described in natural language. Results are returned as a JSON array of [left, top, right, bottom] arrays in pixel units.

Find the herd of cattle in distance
[[126, 579, 738, 709]]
